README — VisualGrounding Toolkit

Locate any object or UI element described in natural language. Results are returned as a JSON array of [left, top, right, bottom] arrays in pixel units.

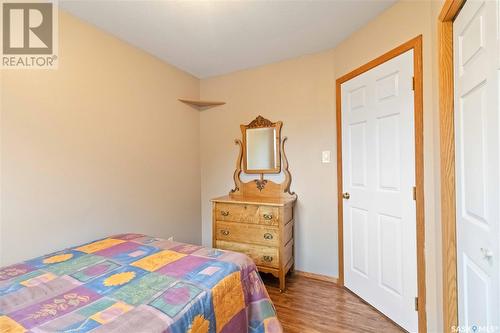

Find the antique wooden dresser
[[211, 116, 297, 291]]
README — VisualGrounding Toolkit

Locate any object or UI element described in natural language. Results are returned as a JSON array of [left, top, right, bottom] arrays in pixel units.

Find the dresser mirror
[[242, 116, 282, 174]]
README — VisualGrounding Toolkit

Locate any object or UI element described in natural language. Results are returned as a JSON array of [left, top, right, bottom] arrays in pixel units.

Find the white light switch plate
[[322, 150, 331, 163]]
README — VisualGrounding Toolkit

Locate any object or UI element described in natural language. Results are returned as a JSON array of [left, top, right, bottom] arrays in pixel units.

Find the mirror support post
[[230, 139, 243, 194]]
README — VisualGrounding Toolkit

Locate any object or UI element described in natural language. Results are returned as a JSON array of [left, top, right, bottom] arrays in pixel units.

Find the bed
[[0, 234, 282, 333]]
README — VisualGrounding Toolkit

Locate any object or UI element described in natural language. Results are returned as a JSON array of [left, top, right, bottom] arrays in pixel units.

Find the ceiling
[[60, 0, 397, 78]]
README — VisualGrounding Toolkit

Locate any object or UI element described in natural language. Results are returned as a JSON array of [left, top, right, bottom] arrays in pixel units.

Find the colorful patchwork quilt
[[0, 234, 282, 333]]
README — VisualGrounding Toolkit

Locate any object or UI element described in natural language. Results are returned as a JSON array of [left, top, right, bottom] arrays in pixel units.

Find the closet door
[[454, 0, 500, 330]]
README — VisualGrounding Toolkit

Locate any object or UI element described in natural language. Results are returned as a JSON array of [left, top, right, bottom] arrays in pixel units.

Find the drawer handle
[[263, 213, 273, 220], [263, 255, 273, 262], [221, 211, 230, 217], [263, 233, 273, 240], [220, 230, 230, 236]]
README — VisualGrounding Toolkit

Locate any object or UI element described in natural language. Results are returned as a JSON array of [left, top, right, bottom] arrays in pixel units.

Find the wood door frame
[[335, 35, 426, 333], [438, 1, 465, 332]]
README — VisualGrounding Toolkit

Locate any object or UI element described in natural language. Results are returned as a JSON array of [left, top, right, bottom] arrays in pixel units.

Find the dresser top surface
[[211, 195, 296, 207]]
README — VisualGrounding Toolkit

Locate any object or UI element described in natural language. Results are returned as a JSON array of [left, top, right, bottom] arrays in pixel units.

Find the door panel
[[348, 86, 367, 110], [376, 71, 399, 101], [377, 113, 400, 191], [350, 207, 369, 277], [454, 0, 500, 330], [379, 213, 403, 296], [463, 254, 490, 327], [349, 122, 367, 188], [460, 83, 487, 224], [341, 50, 417, 332]]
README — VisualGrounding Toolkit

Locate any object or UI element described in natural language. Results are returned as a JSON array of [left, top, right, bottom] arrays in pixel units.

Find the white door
[[454, 0, 500, 331], [341, 50, 417, 332]]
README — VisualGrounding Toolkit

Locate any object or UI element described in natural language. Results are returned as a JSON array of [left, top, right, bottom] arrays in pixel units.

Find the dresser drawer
[[216, 240, 279, 268], [258, 206, 280, 225], [215, 221, 279, 247], [215, 203, 279, 226], [215, 203, 258, 223]]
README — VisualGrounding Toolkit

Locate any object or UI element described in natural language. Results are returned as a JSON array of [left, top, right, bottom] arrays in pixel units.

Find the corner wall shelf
[[178, 98, 226, 109]]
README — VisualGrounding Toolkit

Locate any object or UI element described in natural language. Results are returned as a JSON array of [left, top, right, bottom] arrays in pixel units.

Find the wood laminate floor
[[262, 273, 405, 333]]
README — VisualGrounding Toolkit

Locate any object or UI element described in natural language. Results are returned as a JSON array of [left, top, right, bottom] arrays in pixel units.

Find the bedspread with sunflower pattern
[[0, 234, 282, 333]]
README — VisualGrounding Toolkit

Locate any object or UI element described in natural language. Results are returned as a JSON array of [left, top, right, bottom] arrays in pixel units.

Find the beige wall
[[200, 1, 443, 331], [0, 11, 202, 265], [200, 49, 337, 277]]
